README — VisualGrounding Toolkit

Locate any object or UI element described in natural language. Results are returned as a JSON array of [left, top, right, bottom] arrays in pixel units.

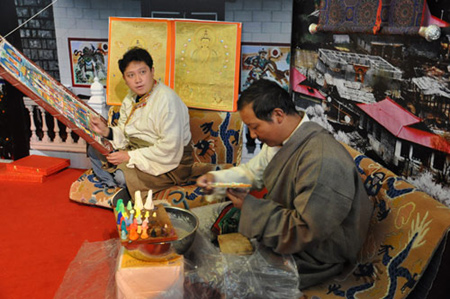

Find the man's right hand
[[90, 114, 110, 137], [196, 173, 215, 194]]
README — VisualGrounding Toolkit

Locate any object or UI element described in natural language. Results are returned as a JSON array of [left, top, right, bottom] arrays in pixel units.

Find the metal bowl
[[166, 206, 199, 255]]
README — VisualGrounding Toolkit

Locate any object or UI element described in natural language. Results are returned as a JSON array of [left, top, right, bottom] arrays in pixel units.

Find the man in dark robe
[[197, 79, 374, 289]]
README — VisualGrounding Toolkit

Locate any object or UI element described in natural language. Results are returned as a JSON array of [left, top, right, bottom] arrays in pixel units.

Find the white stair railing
[[23, 97, 87, 153]]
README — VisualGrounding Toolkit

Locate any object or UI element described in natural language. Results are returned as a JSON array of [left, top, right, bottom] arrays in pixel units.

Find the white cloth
[[111, 82, 191, 176], [211, 114, 310, 190]]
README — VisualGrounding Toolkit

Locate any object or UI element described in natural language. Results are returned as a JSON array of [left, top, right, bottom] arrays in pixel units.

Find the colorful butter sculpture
[[115, 191, 177, 244]]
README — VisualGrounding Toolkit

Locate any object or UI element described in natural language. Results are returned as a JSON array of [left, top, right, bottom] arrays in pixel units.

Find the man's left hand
[[106, 150, 130, 165], [226, 188, 249, 210]]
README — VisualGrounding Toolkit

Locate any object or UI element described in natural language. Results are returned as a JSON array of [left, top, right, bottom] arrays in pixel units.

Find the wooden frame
[[0, 36, 113, 155], [68, 38, 108, 88], [240, 42, 291, 92]]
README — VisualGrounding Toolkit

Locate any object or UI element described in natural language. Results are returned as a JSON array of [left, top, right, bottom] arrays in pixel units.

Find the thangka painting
[[107, 18, 242, 111], [68, 38, 108, 88], [241, 43, 291, 92], [107, 17, 171, 105], [0, 36, 113, 155], [173, 20, 242, 112]]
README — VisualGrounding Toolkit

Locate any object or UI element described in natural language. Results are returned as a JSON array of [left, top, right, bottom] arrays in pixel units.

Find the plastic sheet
[[54, 238, 120, 299], [184, 203, 303, 299], [55, 203, 302, 299]]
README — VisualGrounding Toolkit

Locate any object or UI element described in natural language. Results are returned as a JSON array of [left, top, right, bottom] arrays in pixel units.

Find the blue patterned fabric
[[317, 0, 426, 35], [318, 0, 381, 34], [379, 0, 425, 34]]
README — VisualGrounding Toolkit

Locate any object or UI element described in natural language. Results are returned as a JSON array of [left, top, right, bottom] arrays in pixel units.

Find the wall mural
[[291, 0, 450, 202]]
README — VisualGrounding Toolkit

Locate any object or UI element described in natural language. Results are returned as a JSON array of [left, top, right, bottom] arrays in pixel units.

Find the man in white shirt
[[89, 47, 192, 200], [197, 79, 373, 289]]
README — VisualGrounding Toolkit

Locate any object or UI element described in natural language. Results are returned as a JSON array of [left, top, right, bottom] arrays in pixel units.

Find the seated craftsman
[[197, 79, 374, 289], [89, 47, 193, 200]]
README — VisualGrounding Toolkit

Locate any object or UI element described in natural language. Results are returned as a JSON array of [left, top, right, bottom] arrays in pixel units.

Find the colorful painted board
[[0, 36, 113, 155], [107, 18, 242, 112], [107, 17, 171, 105]]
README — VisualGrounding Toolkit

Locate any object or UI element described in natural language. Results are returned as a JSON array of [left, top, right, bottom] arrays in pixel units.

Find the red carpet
[[0, 164, 118, 299]]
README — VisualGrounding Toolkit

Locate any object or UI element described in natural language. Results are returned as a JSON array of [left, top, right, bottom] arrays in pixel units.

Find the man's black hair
[[118, 47, 153, 74], [237, 79, 297, 121]]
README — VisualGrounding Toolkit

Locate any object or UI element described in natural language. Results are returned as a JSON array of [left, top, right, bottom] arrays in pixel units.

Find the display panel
[[107, 17, 242, 111]]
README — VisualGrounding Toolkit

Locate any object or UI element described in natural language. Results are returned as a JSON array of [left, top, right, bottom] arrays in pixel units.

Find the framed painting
[[240, 42, 291, 92], [173, 19, 242, 112], [107, 17, 242, 111], [68, 38, 109, 88]]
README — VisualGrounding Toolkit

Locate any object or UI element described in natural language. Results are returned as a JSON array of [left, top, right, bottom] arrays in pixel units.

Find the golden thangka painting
[[106, 18, 241, 111], [107, 17, 171, 105], [173, 20, 241, 111]]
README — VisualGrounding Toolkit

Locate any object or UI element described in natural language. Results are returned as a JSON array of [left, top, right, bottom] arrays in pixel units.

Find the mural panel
[[291, 0, 450, 196]]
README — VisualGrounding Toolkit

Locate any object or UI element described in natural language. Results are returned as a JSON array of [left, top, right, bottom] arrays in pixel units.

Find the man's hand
[[196, 173, 215, 194], [90, 114, 110, 137], [106, 150, 130, 165], [226, 188, 249, 210]]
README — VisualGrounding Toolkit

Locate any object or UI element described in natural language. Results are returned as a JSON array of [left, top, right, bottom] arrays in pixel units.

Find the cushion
[[69, 169, 121, 208], [302, 144, 450, 298], [70, 163, 234, 210], [189, 108, 243, 165], [70, 107, 243, 209]]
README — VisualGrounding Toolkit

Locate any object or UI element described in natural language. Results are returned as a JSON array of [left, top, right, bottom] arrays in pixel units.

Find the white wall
[[225, 0, 292, 44], [52, 0, 292, 94], [53, 0, 141, 96]]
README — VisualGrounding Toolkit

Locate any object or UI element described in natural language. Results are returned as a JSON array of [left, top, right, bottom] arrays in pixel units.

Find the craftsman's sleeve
[[210, 144, 280, 190], [239, 138, 354, 255]]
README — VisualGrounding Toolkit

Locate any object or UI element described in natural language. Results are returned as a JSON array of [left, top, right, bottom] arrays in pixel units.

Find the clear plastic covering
[[54, 238, 119, 299], [55, 203, 302, 299], [184, 203, 303, 299]]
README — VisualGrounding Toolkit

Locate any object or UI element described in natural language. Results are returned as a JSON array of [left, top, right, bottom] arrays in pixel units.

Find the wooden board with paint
[[0, 36, 113, 155]]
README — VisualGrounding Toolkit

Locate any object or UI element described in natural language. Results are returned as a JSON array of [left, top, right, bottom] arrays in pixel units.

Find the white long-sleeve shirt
[[111, 82, 191, 176], [210, 114, 310, 190]]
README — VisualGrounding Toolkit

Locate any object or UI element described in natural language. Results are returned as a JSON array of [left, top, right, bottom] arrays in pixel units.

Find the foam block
[[116, 247, 184, 299]]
